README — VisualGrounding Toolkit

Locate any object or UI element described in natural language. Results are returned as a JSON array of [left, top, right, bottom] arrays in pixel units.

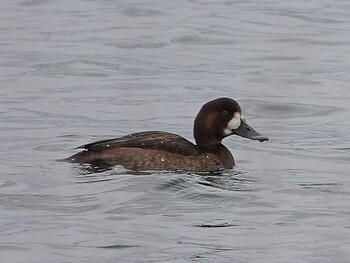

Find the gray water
[[1, 0, 350, 262]]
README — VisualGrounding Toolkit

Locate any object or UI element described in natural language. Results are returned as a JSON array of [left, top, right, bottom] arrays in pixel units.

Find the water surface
[[1, 0, 350, 262]]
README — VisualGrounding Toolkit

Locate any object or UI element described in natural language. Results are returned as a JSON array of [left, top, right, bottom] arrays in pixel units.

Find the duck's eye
[[222, 110, 229, 116]]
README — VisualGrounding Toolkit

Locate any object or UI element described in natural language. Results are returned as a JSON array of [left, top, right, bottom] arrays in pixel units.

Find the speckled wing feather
[[76, 131, 200, 156]]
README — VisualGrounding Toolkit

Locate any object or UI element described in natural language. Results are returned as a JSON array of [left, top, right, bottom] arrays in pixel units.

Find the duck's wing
[[76, 131, 200, 156]]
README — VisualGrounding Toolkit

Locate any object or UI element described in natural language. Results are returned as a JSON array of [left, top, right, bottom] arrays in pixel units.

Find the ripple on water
[[298, 183, 343, 193], [155, 170, 260, 206], [0, 180, 17, 188], [114, 40, 167, 49], [0, 193, 101, 214], [250, 101, 344, 119], [119, 7, 164, 17], [171, 35, 238, 45], [193, 222, 237, 228]]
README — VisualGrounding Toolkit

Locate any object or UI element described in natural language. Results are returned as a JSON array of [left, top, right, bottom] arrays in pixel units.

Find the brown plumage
[[66, 98, 268, 172]]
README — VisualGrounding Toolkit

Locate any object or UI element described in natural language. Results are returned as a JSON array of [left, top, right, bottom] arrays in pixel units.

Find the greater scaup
[[67, 97, 268, 172]]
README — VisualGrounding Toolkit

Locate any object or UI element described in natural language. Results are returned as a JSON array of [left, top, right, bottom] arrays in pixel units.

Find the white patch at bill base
[[223, 112, 241, 136]]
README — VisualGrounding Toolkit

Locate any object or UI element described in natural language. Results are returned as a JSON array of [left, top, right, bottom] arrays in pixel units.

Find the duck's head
[[194, 97, 268, 148]]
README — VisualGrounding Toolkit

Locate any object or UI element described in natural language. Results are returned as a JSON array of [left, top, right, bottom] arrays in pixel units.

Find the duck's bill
[[233, 119, 268, 142]]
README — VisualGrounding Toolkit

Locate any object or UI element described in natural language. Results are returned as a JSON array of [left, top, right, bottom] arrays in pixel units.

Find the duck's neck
[[193, 111, 224, 150], [194, 126, 221, 149]]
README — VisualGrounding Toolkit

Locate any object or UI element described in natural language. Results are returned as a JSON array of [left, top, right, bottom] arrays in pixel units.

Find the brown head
[[193, 97, 268, 150]]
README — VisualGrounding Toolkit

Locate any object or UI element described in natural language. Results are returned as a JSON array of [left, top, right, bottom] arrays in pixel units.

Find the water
[[1, 0, 350, 262]]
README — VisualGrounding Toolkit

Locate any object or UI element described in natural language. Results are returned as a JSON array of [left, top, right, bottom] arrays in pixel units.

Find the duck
[[66, 97, 268, 172]]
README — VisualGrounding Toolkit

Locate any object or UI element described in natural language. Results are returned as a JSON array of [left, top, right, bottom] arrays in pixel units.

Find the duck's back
[[76, 131, 199, 155], [67, 131, 207, 168]]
